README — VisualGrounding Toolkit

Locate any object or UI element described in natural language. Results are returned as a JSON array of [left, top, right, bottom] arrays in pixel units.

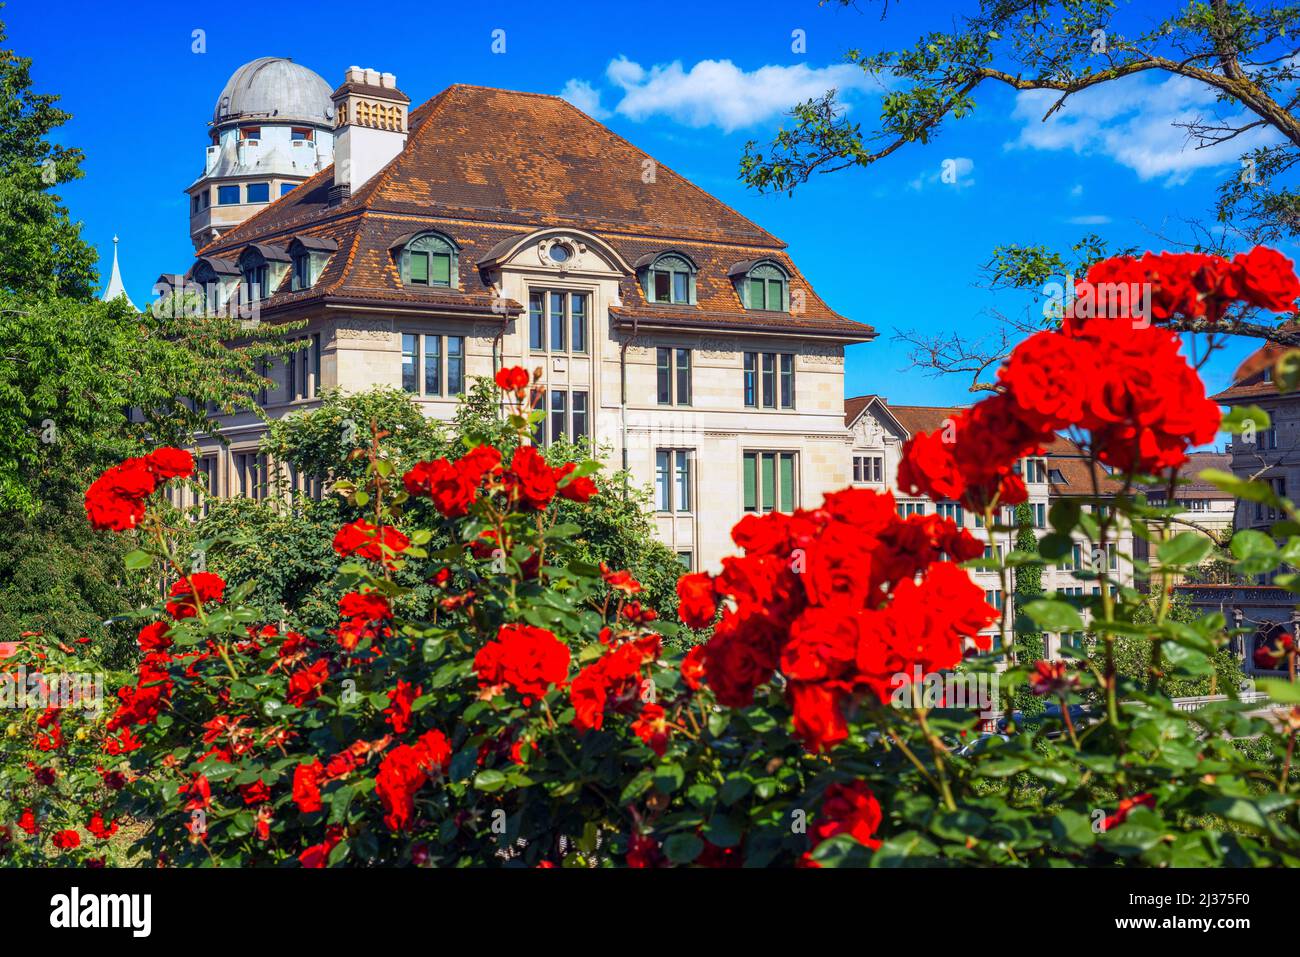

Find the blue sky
[[9, 0, 1281, 425]]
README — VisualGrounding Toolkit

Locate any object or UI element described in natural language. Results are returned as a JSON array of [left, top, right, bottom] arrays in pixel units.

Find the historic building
[[160, 60, 875, 573], [844, 397, 1134, 657]]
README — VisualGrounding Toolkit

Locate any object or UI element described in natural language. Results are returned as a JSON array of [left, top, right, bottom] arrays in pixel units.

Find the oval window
[[549, 244, 571, 263]]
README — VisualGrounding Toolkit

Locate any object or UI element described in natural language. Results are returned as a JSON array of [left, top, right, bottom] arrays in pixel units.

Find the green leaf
[[1231, 529, 1277, 560], [123, 549, 153, 570], [474, 769, 507, 792], [663, 833, 704, 864], [1023, 599, 1083, 632], [1157, 533, 1213, 567], [1220, 405, 1271, 434]]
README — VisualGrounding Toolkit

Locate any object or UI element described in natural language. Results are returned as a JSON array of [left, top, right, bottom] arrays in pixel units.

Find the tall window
[[655, 450, 692, 512], [743, 451, 797, 513], [644, 254, 696, 304], [290, 334, 321, 400], [936, 501, 964, 527], [402, 233, 456, 288], [898, 502, 927, 517], [197, 456, 218, 517], [536, 389, 589, 446], [242, 263, 269, 301], [233, 452, 267, 501], [246, 182, 270, 204], [743, 352, 794, 409], [401, 333, 465, 397], [529, 291, 588, 353], [218, 185, 240, 205], [853, 455, 883, 483], [292, 253, 312, 290], [1021, 457, 1047, 483], [656, 348, 691, 405]]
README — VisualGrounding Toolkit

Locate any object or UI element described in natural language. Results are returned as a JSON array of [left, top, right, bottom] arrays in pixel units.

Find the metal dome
[[212, 57, 334, 129]]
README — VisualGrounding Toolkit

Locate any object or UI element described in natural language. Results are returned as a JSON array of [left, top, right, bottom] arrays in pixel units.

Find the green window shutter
[[749, 278, 765, 309], [743, 453, 757, 511], [761, 452, 776, 511], [430, 252, 451, 286], [409, 251, 429, 285], [779, 453, 794, 512]]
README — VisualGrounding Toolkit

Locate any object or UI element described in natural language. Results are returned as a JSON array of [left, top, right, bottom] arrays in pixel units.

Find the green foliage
[[0, 19, 97, 299], [1011, 502, 1045, 715]]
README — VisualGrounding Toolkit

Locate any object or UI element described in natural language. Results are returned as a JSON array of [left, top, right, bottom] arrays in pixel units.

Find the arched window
[[398, 232, 458, 288], [639, 252, 697, 305], [735, 261, 788, 311]]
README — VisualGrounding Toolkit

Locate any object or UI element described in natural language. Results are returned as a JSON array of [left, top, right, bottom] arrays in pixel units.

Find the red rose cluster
[[402, 443, 597, 519], [84, 447, 195, 531], [332, 519, 410, 568], [473, 623, 571, 703], [678, 487, 997, 752], [802, 780, 883, 866], [1081, 245, 1300, 323], [899, 249, 1300, 497]]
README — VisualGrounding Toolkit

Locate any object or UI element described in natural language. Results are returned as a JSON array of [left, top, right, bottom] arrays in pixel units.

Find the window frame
[[655, 448, 694, 513], [742, 450, 798, 514], [527, 289, 590, 355], [655, 347, 692, 406], [400, 232, 458, 289], [743, 351, 795, 409], [400, 332, 467, 399]]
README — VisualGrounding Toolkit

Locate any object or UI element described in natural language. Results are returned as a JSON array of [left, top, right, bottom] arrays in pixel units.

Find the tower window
[[240, 127, 261, 141], [246, 183, 270, 204], [291, 128, 314, 141], [218, 185, 241, 205], [280, 183, 296, 197]]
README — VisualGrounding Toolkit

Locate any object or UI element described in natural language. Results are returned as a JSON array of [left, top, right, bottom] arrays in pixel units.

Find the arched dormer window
[[396, 232, 458, 288], [730, 259, 789, 312], [288, 235, 339, 291], [637, 251, 697, 305], [237, 244, 290, 302]]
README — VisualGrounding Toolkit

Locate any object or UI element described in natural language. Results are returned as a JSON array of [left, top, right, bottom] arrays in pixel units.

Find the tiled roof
[[1209, 337, 1293, 402], [189, 84, 872, 339], [843, 394, 879, 427]]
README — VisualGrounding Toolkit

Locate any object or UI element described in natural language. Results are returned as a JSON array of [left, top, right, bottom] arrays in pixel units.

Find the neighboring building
[[1211, 344, 1299, 534], [1137, 450, 1234, 584], [187, 58, 337, 250], [1206, 343, 1300, 672], [844, 397, 1131, 657], [161, 62, 875, 573]]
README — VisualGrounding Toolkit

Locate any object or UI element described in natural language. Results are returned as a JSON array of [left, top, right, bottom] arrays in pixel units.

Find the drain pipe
[[620, 315, 637, 501]]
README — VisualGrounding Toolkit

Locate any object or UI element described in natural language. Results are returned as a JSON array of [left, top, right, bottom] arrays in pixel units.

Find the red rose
[[680, 645, 706, 690], [136, 621, 172, 652], [332, 519, 410, 566], [631, 702, 671, 756], [286, 659, 330, 706], [84, 459, 157, 531], [676, 573, 717, 628], [293, 760, 325, 813], [474, 624, 570, 701], [504, 445, 557, 510], [554, 462, 599, 502], [165, 572, 226, 619], [384, 680, 421, 734], [87, 811, 119, 840], [494, 365, 530, 391], [1234, 245, 1300, 312], [52, 829, 81, 850], [144, 447, 195, 480], [811, 781, 883, 851]]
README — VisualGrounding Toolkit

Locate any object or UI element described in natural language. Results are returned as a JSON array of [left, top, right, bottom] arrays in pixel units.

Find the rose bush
[[6, 249, 1300, 867]]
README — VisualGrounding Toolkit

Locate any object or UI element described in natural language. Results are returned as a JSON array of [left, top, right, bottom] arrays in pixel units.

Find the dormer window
[[396, 232, 457, 288], [638, 252, 697, 305], [288, 236, 339, 291], [237, 244, 291, 302], [731, 261, 789, 311]]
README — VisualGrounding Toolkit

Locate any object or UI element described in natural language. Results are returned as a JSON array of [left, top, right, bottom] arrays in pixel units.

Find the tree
[[0, 18, 97, 299], [1011, 501, 1047, 716], [740, 0, 1300, 388]]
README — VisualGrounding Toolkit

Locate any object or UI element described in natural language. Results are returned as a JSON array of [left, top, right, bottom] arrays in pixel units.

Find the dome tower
[[187, 57, 335, 250]]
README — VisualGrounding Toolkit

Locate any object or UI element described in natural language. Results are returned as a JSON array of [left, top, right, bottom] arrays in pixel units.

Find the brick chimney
[[329, 67, 409, 204]]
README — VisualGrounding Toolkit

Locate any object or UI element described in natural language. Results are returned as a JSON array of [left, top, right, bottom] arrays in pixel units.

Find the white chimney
[[330, 67, 410, 202]]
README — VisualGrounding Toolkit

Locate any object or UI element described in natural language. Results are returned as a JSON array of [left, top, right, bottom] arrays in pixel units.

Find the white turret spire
[[101, 234, 136, 310]]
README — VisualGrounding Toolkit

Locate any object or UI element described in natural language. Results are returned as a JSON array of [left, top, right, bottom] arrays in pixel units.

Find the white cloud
[[601, 56, 887, 133], [559, 79, 609, 119], [1069, 183, 1084, 198], [908, 156, 975, 191], [1066, 214, 1112, 225], [1007, 74, 1281, 186]]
